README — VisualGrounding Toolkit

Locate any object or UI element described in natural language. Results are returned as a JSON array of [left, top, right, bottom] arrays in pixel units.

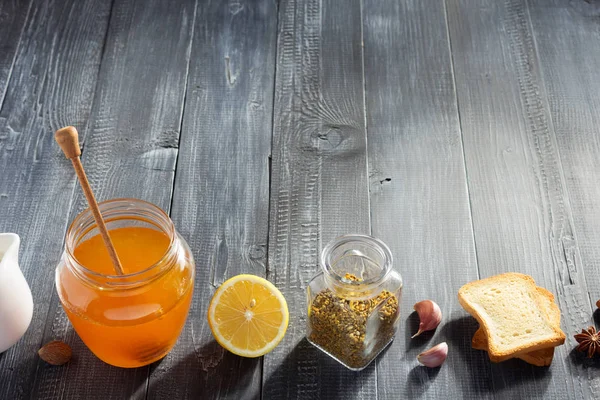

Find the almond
[[38, 340, 72, 366]]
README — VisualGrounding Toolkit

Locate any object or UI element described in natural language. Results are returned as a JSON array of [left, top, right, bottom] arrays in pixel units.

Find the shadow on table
[[438, 317, 551, 397], [405, 316, 493, 396], [403, 310, 443, 398], [569, 308, 600, 369], [149, 337, 377, 399], [405, 310, 437, 351], [569, 346, 600, 369], [148, 339, 260, 400], [262, 338, 377, 399]]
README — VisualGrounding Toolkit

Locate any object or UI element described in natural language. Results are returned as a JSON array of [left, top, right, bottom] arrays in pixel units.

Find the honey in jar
[[55, 199, 195, 368]]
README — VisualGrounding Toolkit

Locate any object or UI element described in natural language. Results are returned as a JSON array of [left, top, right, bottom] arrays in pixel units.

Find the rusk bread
[[458, 273, 565, 363], [471, 328, 554, 366], [471, 286, 559, 366]]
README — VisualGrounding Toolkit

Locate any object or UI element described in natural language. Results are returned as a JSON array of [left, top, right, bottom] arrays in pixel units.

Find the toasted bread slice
[[471, 329, 554, 366], [472, 328, 554, 366], [458, 273, 565, 362], [470, 286, 559, 366]]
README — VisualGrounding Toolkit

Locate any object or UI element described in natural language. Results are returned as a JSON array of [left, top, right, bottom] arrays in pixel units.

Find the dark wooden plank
[[0, 0, 31, 108], [262, 0, 374, 398], [526, 1, 600, 397], [28, 0, 196, 398], [362, 1, 486, 398], [0, 0, 112, 398], [447, 0, 593, 398], [526, 0, 600, 319], [145, 1, 277, 399]]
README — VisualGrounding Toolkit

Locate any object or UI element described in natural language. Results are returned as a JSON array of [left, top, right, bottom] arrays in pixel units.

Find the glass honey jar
[[306, 234, 402, 370], [55, 198, 195, 368]]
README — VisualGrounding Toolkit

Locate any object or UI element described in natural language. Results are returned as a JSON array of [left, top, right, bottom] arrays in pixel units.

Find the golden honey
[[55, 199, 194, 368]]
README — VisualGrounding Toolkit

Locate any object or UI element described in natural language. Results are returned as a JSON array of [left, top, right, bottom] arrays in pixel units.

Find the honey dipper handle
[[55, 126, 125, 275], [55, 126, 81, 159]]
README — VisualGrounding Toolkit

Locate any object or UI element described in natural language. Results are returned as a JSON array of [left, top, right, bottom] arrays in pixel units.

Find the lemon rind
[[208, 274, 289, 358]]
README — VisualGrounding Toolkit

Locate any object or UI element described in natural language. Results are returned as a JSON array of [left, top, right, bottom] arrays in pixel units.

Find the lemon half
[[208, 274, 289, 357]]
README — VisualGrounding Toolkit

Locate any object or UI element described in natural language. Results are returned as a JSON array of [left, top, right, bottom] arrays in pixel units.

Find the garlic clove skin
[[417, 342, 448, 368], [411, 300, 442, 338]]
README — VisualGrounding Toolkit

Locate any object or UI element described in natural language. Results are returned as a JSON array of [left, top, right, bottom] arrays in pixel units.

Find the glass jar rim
[[64, 198, 177, 286], [320, 234, 393, 290]]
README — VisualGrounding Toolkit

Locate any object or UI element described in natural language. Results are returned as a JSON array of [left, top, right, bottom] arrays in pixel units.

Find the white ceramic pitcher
[[0, 233, 33, 353]]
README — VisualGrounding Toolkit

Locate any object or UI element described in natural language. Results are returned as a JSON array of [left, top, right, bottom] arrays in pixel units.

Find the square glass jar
[[306, 234, 402, 370]]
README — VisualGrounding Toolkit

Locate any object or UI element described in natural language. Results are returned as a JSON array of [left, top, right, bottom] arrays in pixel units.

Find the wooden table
[[1, 0, 600, 398]]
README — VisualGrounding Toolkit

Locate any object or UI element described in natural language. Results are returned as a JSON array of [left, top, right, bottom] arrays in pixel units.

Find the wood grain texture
[[1, 0, 600, 398], [146, 1, 277, 399], [527, 0, 600, 348], [526, 1, 600, 396], [262, 0, 374, 398], [0, 0, 31, 109], [362, 1, 485, 398], [29, 0, 196, 398], [0, 0, 112, 398], [447, 0, 593, 398]]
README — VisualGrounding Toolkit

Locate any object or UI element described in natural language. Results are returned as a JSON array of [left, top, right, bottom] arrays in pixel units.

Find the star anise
[[574, 326, 600, 358]]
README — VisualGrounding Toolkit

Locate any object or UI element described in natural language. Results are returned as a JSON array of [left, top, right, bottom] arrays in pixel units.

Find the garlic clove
[[411, 300, 442, 338], [417, 342, 448, 368]]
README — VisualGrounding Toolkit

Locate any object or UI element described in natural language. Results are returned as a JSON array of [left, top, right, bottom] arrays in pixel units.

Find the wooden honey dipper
[[55, 126, 125, 275]]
